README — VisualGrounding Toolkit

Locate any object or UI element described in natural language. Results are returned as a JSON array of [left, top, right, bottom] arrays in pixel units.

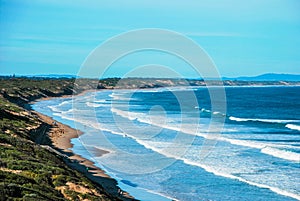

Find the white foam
[[135, 86, 196, 93], [86, 102, 105, 108], [52, 112, 61, 117], [48, 106, 121, 136], [94, 99, 107, 103], [112, 108, 300, 163], [111, 108, 138, 121], [229, 116, 300, 124], [48, 100, 72, 112], [200, 108, 211, 113], [211, 137, 300, 163], [111, 108, 185, 134], [286, 124, 300, 132], [143, 188, 179, 201], [57, 100, 71, 107], [126, 137, 300, 201], [119, 132, 300, 200], [212, 111, 226, 116], [52, 111, 74, 121], [62, 108, 89, 115], [110, 93, 133, 101], [136, 139, 300, 200], [48, 105, 61, 112], [261, 147, 300, 162], [196, 107, 226, 116], [182, 159, 300, 201], [224, 138, 265, 149]]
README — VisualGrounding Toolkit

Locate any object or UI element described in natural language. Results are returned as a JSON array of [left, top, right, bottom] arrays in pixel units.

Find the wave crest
[[229, 116, 300, 124], [286, 124, 300, 131]]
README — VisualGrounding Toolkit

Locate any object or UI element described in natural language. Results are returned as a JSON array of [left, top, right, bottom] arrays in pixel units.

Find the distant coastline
[[2, 73, 300, 82], [1, 75, 299, 97]]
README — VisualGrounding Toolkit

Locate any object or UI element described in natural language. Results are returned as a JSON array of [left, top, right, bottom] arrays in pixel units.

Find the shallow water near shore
[[33, 86, 300, 201]]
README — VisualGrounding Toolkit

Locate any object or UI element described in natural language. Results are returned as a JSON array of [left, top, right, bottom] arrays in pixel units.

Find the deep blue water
[[33, 86, 300, 201]]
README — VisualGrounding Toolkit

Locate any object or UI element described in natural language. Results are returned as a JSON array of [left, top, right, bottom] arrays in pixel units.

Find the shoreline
[[30, 91, 136, 201]]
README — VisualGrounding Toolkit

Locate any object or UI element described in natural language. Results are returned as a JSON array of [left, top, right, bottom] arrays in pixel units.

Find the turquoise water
[[33, 86, 300, 201]]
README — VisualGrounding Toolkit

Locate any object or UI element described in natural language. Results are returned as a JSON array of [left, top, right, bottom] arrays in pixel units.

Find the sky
[[0, 0, 300, 78]]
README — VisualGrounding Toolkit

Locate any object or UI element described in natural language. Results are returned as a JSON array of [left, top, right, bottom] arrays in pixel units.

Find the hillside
[[0, 78, 126, 201]]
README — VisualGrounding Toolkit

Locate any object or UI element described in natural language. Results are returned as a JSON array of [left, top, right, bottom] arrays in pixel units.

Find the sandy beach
[[31, 94, 135, 201]]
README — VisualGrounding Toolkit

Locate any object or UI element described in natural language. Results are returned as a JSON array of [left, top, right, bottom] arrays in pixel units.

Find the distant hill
[[27, 73, 300, 81], [223, 73, 300, 81], [2, 73, 299, 81]]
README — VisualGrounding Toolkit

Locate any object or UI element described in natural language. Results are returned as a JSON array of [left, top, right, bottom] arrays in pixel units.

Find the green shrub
[[64, 189, 80, 201], [0, 183, 22, 198], [53, 174, 67, 187], [0, 171, 36, 185]]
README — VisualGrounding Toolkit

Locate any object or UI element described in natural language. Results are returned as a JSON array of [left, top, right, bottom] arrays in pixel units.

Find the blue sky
[[0, 0, 300, 78]]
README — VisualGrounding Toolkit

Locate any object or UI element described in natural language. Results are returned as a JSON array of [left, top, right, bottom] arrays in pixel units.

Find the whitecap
[[261, 147, 300, 162], [286, 124, 300, 132], [229, 116, 300, 124], [86, 102, 104, 108]]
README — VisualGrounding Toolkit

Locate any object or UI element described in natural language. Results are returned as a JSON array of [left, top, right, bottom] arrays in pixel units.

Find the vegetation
[[0, 77, 122, 201]]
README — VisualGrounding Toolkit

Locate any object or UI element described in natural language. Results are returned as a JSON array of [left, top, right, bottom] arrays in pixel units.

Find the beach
[[31, 94, 135, 201], [31, 86, 300, 201]]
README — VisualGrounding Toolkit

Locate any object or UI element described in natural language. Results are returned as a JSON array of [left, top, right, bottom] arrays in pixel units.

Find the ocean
[[32, 86, 300, 201]]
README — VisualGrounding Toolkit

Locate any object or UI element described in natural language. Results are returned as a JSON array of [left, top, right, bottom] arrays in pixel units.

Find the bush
[[53, 174, 67, 187], [64, 189, 80, 201], [0, 171, 36, 185]]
